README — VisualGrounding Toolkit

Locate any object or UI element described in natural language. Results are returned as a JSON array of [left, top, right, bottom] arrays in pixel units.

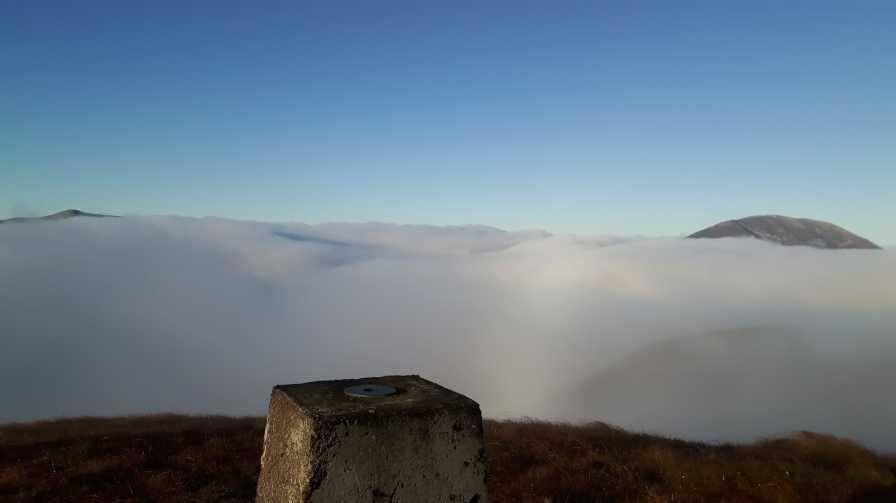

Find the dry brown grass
[[485, 420, 896, 503], [0, 415, 263, 503], [1, 415, 894, 502]]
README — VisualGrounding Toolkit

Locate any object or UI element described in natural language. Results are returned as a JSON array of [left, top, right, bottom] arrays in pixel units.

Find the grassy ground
[[1, 415, 894, 502]]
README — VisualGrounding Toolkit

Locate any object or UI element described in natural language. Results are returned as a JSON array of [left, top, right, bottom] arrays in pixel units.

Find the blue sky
[[2, 1, 894, 243]]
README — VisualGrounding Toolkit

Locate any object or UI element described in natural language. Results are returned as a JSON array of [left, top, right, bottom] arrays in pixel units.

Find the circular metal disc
[[344, 384, 398, 398]]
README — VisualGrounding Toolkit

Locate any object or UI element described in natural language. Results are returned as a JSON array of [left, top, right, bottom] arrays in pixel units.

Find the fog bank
[[1, 217, 894, 450]]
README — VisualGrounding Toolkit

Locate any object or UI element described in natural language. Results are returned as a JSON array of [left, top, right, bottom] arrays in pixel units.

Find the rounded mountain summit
[[689, 215, 881, 249]]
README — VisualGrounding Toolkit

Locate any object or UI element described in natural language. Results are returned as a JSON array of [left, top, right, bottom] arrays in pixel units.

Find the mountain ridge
[[0, 209, 117, 224], [689, 215, 880, 249]]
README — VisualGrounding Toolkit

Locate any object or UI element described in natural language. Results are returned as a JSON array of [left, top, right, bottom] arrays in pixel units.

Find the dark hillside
[[1, 415, 895, 502]]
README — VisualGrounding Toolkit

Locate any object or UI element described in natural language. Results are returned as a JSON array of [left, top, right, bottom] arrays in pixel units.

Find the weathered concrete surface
[[256, 375, 487, 503]]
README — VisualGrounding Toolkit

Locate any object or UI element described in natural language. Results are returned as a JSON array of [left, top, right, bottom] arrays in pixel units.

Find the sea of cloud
[[1, 217, 894, 450]]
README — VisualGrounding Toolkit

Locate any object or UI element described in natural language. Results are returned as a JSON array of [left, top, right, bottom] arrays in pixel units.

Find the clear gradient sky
[[2, 1, 894, 243]]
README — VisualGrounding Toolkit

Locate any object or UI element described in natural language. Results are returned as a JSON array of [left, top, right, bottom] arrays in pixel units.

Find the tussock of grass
[[2, 415, 895, 502]]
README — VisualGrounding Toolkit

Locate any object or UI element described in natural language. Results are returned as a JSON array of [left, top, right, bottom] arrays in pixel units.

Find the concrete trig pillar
[[256, 375, 488, 503]]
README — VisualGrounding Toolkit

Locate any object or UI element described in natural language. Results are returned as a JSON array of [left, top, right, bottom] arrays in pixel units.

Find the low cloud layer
[[1, 217, 894, 450]]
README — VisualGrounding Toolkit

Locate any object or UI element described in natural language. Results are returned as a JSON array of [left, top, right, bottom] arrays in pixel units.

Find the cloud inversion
[[1, 217, 894, 450]]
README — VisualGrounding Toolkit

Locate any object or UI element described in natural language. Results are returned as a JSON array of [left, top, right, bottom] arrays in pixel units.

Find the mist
[[1, 217, 894, 450]]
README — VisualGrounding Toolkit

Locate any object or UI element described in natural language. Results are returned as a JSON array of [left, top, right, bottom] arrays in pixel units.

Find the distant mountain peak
[[45, 209, 112, 219], [689, 215, 880, 249], [0, 209, 117, 224]]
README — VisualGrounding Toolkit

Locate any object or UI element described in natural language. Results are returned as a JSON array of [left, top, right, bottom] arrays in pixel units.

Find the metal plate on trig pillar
[[344, 384, 398, 397]]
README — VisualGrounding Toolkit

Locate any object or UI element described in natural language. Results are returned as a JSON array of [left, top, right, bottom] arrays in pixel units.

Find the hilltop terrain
[[1, 415, 894, 502], [689, 215, 880, 249]]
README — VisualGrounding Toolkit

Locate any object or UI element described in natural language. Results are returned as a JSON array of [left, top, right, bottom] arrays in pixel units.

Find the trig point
[[255, 375, 488, 503]]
